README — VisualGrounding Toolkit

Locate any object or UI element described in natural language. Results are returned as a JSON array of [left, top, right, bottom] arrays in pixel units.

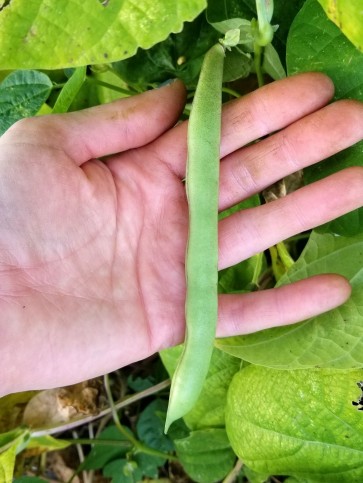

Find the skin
[[0, 73, 362, 397], [166, 43, 225, 430]]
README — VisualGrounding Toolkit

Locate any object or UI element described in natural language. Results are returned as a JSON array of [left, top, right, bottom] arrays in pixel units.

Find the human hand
[[0, 73, 362, 395]]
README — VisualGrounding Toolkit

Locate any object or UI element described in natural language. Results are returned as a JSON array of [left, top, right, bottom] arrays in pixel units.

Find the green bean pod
[[165, 42, 225, 432]]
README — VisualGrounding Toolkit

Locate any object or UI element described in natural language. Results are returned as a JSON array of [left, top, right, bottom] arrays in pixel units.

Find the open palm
[[0, 74, 362, 395]]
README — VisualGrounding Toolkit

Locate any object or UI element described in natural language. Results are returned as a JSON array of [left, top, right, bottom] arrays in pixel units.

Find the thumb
[[3, 80, 186, 166]]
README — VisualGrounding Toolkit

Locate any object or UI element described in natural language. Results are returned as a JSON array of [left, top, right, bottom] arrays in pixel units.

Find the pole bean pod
[[165, 42, 225, 432]]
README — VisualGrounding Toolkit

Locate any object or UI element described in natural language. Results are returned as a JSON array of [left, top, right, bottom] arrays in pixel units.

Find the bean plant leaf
[[0, 445, 16, 483], [0, 392, 37, 434], [206, 0, 256, 24], [318, 208, 363, 237], [287, 0, 363, 101], [102, 458, 140, 483], [27, 435, 71, 452], [218, 196, 264, 293], [0, 428, 30, 482], [113, 14, 220, 88], [317, 0, 363, 52], [127, 374, 156, 392], [262, 43, 286, 79], [0, 70, 52, 135], [81, 426, 131, 471], [94, 70, 130, 105], [222, 48, 252, 83], [207, 0, 305, 65], [226, 366, 363, 481], [218, 253, 266, 293], [136, 399, 174, 453], [287, 0, 363, 236], [0, 428, 29, 453], [52, 66, 87, 114], [102, 452, 162, 482], [174, 428, 236, 483], [302, 144, 363, 236], [243, 466, 271, 483], [216, 230, 363, 369], [0, 0, 207, 69], [160, 346, 240, 429]]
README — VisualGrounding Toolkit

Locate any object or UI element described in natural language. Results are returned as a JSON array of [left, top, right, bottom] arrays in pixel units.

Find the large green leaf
[[317, 0, 363, 52], [226, 366, 363, 481], [113, 14, 220, 88], [216, 230, 363, 369], [174, 428, 236, 483], [286, 0, 363, 236], [0, 70, 52, 135], [160, 346, 240, 429], [0, 0, 206, 69]]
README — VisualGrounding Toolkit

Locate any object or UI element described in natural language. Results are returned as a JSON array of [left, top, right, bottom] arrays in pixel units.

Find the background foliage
[[0, 0, 363, 482]]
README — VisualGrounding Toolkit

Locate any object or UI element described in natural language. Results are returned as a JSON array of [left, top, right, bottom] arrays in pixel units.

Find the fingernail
[[157, 78, 178, 88]]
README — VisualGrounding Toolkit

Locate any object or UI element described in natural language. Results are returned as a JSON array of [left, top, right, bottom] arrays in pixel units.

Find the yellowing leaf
[[226, 366, 363, 482], [0, 445, 16, 483], [0, 392, 37, 433], [174, 429, 235, 482], [0, 0, 206, 69], [318, 0, 363, 52]]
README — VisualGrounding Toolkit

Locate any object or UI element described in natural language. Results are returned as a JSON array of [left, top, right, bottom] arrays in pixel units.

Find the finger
[[219, 167, 363, 269], [2, 80, 186, 165], [216, 274, 351, 337], [154, 72, 334, 177], [219, 99, 363, 210]]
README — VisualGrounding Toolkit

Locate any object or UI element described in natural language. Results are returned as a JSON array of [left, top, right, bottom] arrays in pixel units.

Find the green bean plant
[[0, 0, 363, 482]]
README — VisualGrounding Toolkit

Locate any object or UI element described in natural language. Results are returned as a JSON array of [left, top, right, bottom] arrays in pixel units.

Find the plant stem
[[251, 252, 264, 288], [52, 82, 66, 90], [134, 443, 178, 462], [67, 438, 132, 448], [276, 241, 294, 270], [90, 78, 136, 96], [107, 67, 144, 93], [269, 242, 295, 282], [72, 430, 90, 483], [103, 375, 177, 462], [254, 42, 264, 87], [222, 458, 244, 483], [103, 374, 139, 447], [222, 87, 241, 98]]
